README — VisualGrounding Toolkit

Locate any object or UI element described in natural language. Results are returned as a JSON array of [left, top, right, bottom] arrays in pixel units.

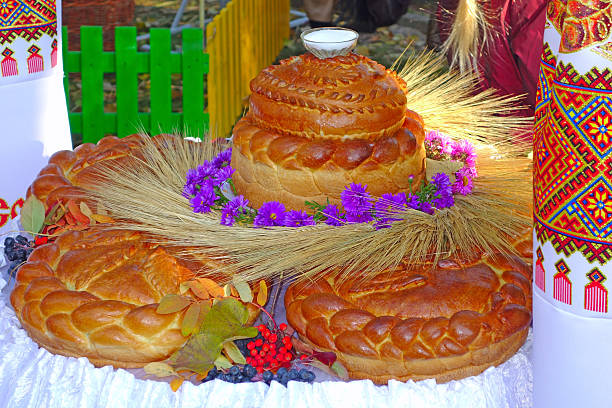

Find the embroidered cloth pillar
[[533, 1, 612, 406], [0, 0, 71, 235]]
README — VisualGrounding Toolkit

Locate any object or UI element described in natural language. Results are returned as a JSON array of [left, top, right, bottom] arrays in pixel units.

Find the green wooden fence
[[63, 26, 209, 144]]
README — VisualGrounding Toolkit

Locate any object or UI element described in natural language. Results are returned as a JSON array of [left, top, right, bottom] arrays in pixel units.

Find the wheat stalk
[[81, 51, 532, 284]]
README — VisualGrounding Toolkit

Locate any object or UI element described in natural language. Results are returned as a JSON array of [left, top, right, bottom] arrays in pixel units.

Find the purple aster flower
[[284, 210, 316, 227], [432, 190, 455, 209], [197, 161, 217, 180], [213, 148, 232, 168], [407, 194, 421, 210], [186, 168, 200, 185], [452, 167, 474, 195], [220, 195, 249, 226], [451, 139, 476, 168], [182, 182, 198, 199], [322, 204, 344, 226], [432, 173, 451, 191], [213, 165, 235, 186], [425, 130, 453, 160], [341, 183, 373, 215], [253, 201, 286, 227], [375, 193, 408, 218], [189, 183, 216, 213], [419, 200, 434, 214], [346, 211, 373, 224]]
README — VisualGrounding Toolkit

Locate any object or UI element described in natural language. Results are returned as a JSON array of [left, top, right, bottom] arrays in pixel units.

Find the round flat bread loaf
[[13, 134, 258, 368], [285, 249, 532, 384]]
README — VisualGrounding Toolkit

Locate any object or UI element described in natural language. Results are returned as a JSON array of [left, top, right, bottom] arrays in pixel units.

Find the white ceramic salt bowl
[[300, 27, 359, 59]]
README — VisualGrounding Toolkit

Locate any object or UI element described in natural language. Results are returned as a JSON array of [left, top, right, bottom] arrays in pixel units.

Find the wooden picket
[[63, 26, 209, 144], [206, 0, 290, 138]]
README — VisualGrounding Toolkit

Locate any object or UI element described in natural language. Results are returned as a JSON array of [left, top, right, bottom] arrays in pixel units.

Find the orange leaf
[[170, 377, 184, 392], [64, 211, 77, 226], [187, 280, 210, 300], [90, 213, 115, 223], [181, 302, 201, 336], [157, 294, 191, 314], [197, 278, 224, 298], [257, 280, 268, 306], [67, 200, 90, 225]]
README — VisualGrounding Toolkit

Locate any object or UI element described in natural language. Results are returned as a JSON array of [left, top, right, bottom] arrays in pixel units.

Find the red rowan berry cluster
[[244, 323, 294, 373]]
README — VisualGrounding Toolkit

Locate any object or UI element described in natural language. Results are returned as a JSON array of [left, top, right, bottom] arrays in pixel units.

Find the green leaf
[[169, 332, 220, 374], [143, 362, 177, 378], [223, 341, 246, 365], [20, 196, 45, 234], [232, 277, 253, 303], [214, 355, 233, 370], [331, 361, 349, 380], [181, 302, 201, 336], [168, 297, 257, 375], [156, 294, 191, 314]]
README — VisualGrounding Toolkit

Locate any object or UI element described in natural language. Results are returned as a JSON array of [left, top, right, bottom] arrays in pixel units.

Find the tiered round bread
[[231, 53, 427, 210], [285, 247, 532, 384], [13, 134, 258, 368]]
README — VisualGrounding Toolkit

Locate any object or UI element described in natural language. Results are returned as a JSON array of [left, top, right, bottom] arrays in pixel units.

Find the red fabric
[[437, 0, 548, 117]]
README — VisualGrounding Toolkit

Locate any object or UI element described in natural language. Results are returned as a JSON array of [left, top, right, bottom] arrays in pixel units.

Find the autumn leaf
[[79, 201, 93, 218], [181, 302, 201, 336], [331, 361, 349, 380], [90, 213, 115, 223], [214, 355, 233, 370], [43, 202, 64, 226], [144, 362, 177, 378], [168, 298, 257, 375], [186, 280, 210, 300], [223, 341, 246, 365], [223, 284, 232, 297], [257, 280, 268, 306], [170, 377, 185, 391], [197, 278, 224, 297], [21, 196, 45, 234], [66, 200, 90, 225], [232, 277, 253, 303], [157, 294, 191, 314]]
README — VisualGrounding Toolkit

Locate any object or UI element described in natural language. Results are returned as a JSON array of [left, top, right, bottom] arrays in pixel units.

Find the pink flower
[[452, 167, 474, 195]]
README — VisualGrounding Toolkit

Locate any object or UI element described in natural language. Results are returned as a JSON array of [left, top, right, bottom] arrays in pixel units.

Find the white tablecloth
[[0, 242, 533, 408]]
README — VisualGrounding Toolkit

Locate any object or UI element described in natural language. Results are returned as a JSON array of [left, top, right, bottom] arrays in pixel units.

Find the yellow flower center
[[270, 213, 276, 220]]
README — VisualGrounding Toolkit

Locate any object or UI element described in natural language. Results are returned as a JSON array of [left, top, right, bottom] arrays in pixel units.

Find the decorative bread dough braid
[[248, 53, 408, 140], [232, 112, 426, 211], [285, 247, 532, 384], [13, 134, 259, 368]]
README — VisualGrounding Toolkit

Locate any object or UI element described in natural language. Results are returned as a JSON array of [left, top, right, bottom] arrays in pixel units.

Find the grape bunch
[[202, 365, 316, 385], [3, 236, 33, 275]]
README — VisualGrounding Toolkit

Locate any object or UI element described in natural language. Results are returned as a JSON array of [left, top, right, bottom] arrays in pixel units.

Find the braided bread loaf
[[13, 134, 259, 368], [232, 53, 426, 210], [285, 247, 532, 384]]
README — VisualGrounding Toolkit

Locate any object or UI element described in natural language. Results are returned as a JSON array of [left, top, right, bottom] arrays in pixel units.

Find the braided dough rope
[[232, 112, 426, 211], [285, 248, 532, 384], [13, 134, 259, 368]]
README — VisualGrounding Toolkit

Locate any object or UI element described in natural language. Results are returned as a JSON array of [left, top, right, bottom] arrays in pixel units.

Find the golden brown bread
[[232, 53, 427, 211], [11, 229, 260, 368], [249, 53, 409, 140], [285, 250, 532, 384], [15, 134, 259, 368]]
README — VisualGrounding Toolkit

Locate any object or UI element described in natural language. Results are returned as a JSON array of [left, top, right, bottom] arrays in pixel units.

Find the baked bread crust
[[232, 113, 426, 210], [284, 251, 532, 384], [249, 53, 408, 140], [232, 53, 426, 211], [14, 134, 259, 368]]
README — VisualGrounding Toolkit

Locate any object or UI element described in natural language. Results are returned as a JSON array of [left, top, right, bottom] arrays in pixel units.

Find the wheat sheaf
[[83, 51, 532, 284]]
